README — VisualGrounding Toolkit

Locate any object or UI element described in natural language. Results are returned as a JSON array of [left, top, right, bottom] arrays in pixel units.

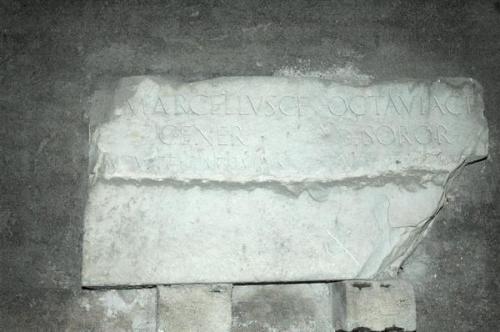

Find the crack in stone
[[94, 169, 451, 197]]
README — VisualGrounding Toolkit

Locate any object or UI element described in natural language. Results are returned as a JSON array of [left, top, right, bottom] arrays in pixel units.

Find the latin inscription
[[157, 125, 247, 146], [126, 93, 472, 119], [98, 86, 479, 177], [121, 93, 469, 149]]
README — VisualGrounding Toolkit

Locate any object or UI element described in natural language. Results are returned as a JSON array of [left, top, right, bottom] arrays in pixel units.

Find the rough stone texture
[[331, 280, 416, 331], [232, 284, 333, 332], [84, 181, 445, 285], [0, 289, 77, 331], [0, 289, 157, 331], [82, 76, 487, 286], [157, 284, 232, 332], [65, 288, 157, 332], [1, 1, 500, 330]]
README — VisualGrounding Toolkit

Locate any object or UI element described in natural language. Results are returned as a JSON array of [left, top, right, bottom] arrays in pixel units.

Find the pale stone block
[[66, 289, 156, 332], [157, 284, 232, 332], [331, 279, 416, 331], [232, 284, 333, 332], [83, 76, 488, 286], [83, 181, 443, 285]]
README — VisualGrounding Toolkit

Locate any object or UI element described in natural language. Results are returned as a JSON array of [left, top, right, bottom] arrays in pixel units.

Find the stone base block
[[157, 284, 232, 332], [66, 288, 157, 332], [331, 279, 416, 331], [232, 283, 333, 331]]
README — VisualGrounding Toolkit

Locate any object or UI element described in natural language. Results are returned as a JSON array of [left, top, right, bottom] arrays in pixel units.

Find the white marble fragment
[[83, 76, 488, 286]]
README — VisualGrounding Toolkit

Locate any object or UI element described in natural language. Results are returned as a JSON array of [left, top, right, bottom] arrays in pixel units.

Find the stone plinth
[[157, 285, 232, 332], [232, 284, 333, 331], [331, 279, 416, 331], [66, 289, 156, 331]]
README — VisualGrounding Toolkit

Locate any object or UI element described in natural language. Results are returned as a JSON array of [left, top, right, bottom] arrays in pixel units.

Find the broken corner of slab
[[82, 76, 488, 286]]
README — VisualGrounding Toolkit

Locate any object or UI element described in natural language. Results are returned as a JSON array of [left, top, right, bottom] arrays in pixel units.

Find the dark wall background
[[0, 0, 499, 330]]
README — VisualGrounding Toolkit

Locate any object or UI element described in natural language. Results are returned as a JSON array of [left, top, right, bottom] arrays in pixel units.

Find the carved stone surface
[[331, 279, 416, 331], [90, 77, 487, 182], [82, 76, 488, 286]]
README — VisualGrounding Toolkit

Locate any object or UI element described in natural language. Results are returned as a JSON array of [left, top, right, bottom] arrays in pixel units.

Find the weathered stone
[[90, 76, 487, 183], [157, 284, 232, 332], [232, 284, 333, 332], [66, 289, 156, 332], [83, 76, 488, 286], [331, 279, 416, 331], [83, 181, 444, 285]]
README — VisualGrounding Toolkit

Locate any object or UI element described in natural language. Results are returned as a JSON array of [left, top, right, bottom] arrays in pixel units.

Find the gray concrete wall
[[0, 0, 499, 330]]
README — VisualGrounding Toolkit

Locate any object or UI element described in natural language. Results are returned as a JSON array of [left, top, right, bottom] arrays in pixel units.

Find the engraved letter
[[157, 124, 179, 145], [361, 126, 375, 145], [430, 96, 447, 115], [327, 96, 348, 116], [211, 94, 226, 115], [375, 125, 396, 145], [232, 126, 246, 146], [398, 126, 412, 144], [246, 95, 261, 115], [349, 96, 366, 116], [189, 95, 210, 115], [437, 125, 451, 144], [414, 125, 434, 145], [279, 96, 300, 116]]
